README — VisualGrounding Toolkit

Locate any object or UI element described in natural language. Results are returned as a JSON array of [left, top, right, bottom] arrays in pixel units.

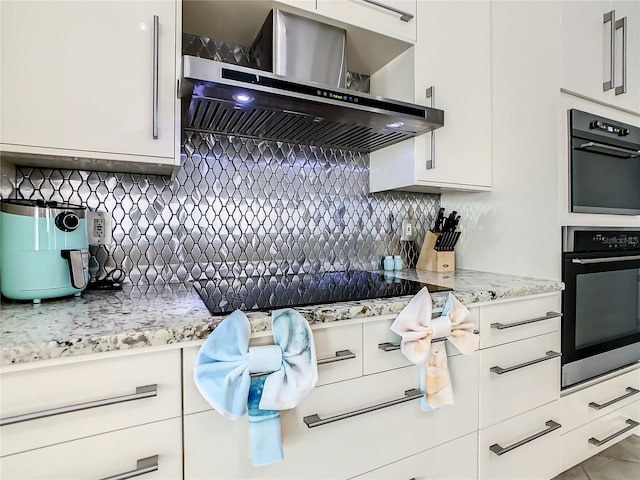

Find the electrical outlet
[[401, 218, 416, 241], [87, 211, 113, 245]]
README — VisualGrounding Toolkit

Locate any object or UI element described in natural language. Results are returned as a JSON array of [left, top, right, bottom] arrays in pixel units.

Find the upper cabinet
[[369, 1, 492, 193], [0, 0, 181, 175], [561, 0, 640, 113]]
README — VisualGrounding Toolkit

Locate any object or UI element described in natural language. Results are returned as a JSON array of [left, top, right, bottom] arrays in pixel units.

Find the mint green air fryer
[[0, 199, 89, 303]]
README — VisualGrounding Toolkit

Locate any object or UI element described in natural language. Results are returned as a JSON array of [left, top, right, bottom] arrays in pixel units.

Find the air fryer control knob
[[55, 211, 80, 232]]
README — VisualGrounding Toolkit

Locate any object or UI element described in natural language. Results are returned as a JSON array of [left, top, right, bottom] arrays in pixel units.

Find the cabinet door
[[0, 1, 177, 161], [562, 0, 640, 113], [317, 0, 417, 43]]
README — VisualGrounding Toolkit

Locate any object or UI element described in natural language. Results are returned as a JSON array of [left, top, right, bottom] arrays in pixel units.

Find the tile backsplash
[[11, 134, 439, 285]]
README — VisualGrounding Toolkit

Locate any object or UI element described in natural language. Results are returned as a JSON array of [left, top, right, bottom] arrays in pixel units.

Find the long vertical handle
[[615, 16, 627, 95], [426, 86, 435, 170], [152, 15, 159, 139], [603, 10, 615, 91]]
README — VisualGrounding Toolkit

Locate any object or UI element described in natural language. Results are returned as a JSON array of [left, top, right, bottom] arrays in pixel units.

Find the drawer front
[[0, 418, 182, 480], [184, 354, 479, 479], [479, 331, 560, 428], [479, 294, 561, 348], [0, 349, 181, 456], [561, 400, 640, 472], [352, 431, 477, 479], [561, 367, 640, 432], [183, 322, 363, 415], [479, 401, 561, 480]]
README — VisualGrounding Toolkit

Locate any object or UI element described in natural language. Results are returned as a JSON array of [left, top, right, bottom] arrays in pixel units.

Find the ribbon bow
[[195, 308, 318, 466], [391, 288, 478, 409]]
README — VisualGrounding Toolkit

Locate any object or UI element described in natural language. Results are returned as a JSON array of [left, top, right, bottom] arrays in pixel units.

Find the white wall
[[441, 1, 562, 280]]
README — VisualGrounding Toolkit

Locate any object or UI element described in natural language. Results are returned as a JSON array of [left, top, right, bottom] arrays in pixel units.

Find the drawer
[[0, 349, 181, 456], [561, 400, 640, 472], [184, 353, 479, 479], [479, 331, 560, 428], [183, 321, 363, 415], [0, 417, 182, 479], [351, 431, 477, 479], [479, 401, 561, 480], [479, 294, 561, 348], [561, 367, 640, 433]]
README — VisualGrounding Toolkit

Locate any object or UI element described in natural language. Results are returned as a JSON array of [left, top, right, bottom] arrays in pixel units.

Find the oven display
[[574, 231, 640, 251]]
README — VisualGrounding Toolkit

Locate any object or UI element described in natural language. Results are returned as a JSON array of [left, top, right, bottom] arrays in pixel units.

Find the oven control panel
[[575, 230, 640, 252], [589, 120, 630, 137]]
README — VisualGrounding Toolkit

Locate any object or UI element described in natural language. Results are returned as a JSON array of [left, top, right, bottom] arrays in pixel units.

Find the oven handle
[[576, 141, 640, 158], [572, 255, 640, 264]]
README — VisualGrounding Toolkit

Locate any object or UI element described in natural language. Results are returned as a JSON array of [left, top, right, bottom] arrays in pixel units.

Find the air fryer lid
[[1, 199, 86, 218]]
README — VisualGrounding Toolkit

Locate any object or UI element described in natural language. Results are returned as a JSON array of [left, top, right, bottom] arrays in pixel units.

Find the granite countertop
[[0, 269, 563, 366]]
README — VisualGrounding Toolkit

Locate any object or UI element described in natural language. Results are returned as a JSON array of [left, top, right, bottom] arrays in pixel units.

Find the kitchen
[[0, 0, 639, 479]]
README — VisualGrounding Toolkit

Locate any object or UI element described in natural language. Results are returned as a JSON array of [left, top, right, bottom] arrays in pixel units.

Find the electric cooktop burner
[[195, 270, 452, 315]]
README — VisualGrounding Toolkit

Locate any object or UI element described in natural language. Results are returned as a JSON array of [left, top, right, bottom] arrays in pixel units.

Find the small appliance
[[0, 199, 89, 303]]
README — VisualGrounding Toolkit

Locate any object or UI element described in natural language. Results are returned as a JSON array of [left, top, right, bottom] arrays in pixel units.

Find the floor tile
[[581, 455, 640, 480], [598, 434, 640, 464], [551, 464, 590, 480]]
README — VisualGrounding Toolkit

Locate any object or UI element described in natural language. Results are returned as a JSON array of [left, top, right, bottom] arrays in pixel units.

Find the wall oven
[[562, 226, 640, 388], [569, 109, 640, 215]]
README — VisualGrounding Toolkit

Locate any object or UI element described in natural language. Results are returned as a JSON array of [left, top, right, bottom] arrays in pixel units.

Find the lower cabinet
[[351, 432, 478, 480], [0, 418, 182, 480], [184, 354, 479, 479]]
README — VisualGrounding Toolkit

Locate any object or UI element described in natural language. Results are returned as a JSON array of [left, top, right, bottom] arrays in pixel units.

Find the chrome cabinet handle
[[152, 15, 159, 139], [490, 420, 561, 456], [589, 387, 640, 410], [589, 419, 639, 447], [572, 254, 640, 264], [490, 351, 561, 375], [0, 385, 157, 427], [603, 10, 615, 91], [576, 141, 640, 159], [491, 312, 562, 330], [615, 16, 627, 95], [425, 86, 436, 170], [317, 349, 356, 365], [379, 341, 401, 352], [303, 388, 422, 428], [362, 0, 414, 21], [101, 455, 159, 480]]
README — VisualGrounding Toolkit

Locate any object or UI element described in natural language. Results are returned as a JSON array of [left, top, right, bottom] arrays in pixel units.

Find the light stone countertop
[[0, 269, 563, 366]]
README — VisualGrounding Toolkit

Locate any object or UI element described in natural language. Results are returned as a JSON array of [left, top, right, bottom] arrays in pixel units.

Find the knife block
[[416, 231, 455, 273]]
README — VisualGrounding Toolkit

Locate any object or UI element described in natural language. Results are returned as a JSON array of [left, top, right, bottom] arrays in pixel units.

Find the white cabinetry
[[0, 0, 181, 175], [369, 0, 492, 193], [561, 0, 640, 113]]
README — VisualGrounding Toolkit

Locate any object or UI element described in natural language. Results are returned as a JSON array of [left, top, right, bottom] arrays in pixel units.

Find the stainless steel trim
[[303, 389, 422, 428], [426, 86, 435, 170], [589, 387, 639, 410], [101, 455, 159, 480], [362, 0, 414, 21], [576, 141, 640, 157], [560, 89, 640, 117], [152, 15, 159, 140], [588, 419, 639, 447], [0, 385, 157, 427], [603, 10, 615, 91], [490, 351, 561, 375], [316, 349, 356, 365], [615, 17, 627, 95], [562, 343, 640, 388], [489, 421, 561, 456], [572, 255, 640, 264], [572, 205, 640, 215], [0, 200, 86, 218], [491, 312, 562, 330]]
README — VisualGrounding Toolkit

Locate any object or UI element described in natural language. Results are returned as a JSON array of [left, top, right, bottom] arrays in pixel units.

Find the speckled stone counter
[[0, 269, 563, 366]]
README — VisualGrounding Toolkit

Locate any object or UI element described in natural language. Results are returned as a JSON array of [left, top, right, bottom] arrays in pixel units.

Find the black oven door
[[562, 252, 640, 386]]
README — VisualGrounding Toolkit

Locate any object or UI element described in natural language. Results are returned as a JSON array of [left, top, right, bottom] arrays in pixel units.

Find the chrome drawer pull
[[589, 387, 640, 410], [489, 420, 561, 456], [101, 455, 159, 480], [317, 349, 356, 365], [0, 385, 157, 427], [490, 351, 561, 375], [491, 312, 562, 330], [378, 330, 479, 352], [588, 419, 639, 447], [603, 10, 615, 91], [303, 388, 422, 428], [362, 0, 414, 21]]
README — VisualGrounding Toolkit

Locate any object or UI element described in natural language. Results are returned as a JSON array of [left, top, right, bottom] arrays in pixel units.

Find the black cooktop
[[195, 270, 451, 314]]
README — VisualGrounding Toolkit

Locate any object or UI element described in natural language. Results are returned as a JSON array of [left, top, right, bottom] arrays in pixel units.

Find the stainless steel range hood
[[180, 10, 444, 153]]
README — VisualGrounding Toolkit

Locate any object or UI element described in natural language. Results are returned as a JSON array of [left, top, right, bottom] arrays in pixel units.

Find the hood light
[[386, 121, 405, 129], [232, 93, 254, 104]]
